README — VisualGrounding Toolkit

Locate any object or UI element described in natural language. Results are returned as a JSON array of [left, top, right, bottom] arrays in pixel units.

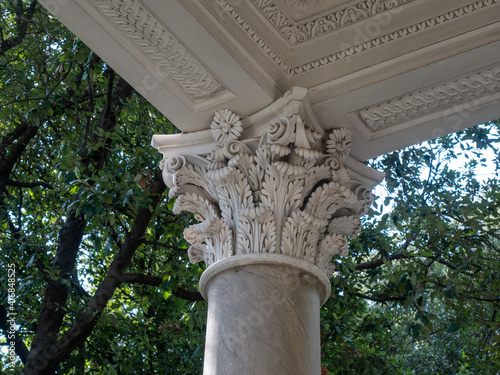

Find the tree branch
[[14, 17, 58, 44], [6, 180, 54, 189], [464, 295, 500, 303], [142, 240, 187, 253], [0, 1, 38, 56], [355, 253, 411, 270], [122, 273, 162, 287], [122, 273, 204, 301], [353, 292, 406, 303], [172, 288, 204, 302], [22, 74, 136, 375], [0, 303, 29, 363], [0, 121, 38, 180], [22, 172, 167, 374]]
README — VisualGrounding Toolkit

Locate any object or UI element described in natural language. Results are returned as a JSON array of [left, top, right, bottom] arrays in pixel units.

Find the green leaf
[[447, 322, 459, 332]]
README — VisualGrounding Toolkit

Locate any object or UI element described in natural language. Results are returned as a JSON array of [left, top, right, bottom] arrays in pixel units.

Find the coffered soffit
[[195, 0, 499, 80], [40, 0, 500, 160]]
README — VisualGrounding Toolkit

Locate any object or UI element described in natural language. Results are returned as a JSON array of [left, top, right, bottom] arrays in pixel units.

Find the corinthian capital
[[154, 89, 383, 277]]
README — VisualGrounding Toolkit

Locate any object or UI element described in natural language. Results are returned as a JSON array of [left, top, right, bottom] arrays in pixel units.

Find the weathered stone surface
[[200, 254, 328, 375], [160, 91, 381, 276]]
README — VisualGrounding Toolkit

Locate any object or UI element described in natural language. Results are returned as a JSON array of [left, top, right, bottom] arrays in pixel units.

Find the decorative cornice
[[90, 0, 223, 99], [289, 0, 498, 75], [357, 64, 500, 130], [160, 108, 378, 277], [251, 0, 414, 45], [216, 0, 291, 72], [219, 0, 498, 76]]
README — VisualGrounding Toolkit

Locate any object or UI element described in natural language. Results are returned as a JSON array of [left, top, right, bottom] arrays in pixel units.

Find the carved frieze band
[[161, 109, 377, 277], [90, 0, 223, 99], [289, 0, 498, 75], [357, 64, 500, 131], [283, 0, 320, 10], [218, 0, 497, 76], [251, 0, 414, 45]]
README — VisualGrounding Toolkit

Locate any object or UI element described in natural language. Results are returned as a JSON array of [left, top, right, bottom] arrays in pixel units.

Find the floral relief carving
[[90, 0, 223, 98], [283, 0, 320, 10], [251, 0, 414, 44], [161, 109, 377, 277]]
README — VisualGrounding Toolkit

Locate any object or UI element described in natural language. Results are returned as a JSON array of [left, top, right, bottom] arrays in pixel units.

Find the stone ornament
[[254, 0, 413, 44], [358, 64, 500, 130], [283, 0, 320, 10], [90, 0, 223, 99], [218, 0, 497, 75], [161, 108, 376, 277]]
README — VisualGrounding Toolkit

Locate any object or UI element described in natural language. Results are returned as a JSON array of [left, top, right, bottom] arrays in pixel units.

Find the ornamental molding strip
[[159, 102, 381, 277], [250, 0, 415, 45], [356, 64, 500, 131], [283, 0, 320, 10], [215, 0, 291, 72], [89, 0, 223, 99], [217, 0, 498, 76], [288, 0, 499, 75]]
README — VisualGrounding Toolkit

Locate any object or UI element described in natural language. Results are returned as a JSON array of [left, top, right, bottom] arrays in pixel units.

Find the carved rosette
[[161, 109, 375, 277]]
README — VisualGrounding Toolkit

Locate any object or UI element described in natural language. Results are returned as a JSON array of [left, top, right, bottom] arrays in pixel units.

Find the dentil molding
[[215, 0, 291, 72], [216, 0, 498, 76], [356, 64, 500, 131], [89, 0, 223, 99], [291, 0, 498, 75], [156, 89, 383, 277]]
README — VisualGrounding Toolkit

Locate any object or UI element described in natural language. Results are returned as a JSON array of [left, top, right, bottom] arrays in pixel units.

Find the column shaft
[[200, 255, 329, 375]]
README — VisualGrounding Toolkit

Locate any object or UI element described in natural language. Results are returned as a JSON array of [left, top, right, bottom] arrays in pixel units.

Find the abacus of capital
[[153, 88, 384, 375]]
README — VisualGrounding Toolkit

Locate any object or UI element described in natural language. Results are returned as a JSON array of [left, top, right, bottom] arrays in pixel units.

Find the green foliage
[[321, 122, 500, 374], [0, 2, 204, 373]]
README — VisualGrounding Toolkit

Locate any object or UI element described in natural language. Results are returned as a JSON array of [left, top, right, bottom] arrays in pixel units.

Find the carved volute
[[160, 105, 380, 277]]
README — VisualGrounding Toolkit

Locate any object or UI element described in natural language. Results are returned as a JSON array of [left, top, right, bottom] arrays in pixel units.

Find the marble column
[[153, 88, 383, 375], [201, 254, 329, 375]]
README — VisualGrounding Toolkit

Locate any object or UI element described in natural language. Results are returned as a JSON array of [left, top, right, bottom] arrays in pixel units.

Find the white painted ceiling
[[40, 0, 500, 160]]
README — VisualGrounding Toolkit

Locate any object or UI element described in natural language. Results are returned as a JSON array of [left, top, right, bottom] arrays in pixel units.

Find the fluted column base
[[200, 254, 331, 375]]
